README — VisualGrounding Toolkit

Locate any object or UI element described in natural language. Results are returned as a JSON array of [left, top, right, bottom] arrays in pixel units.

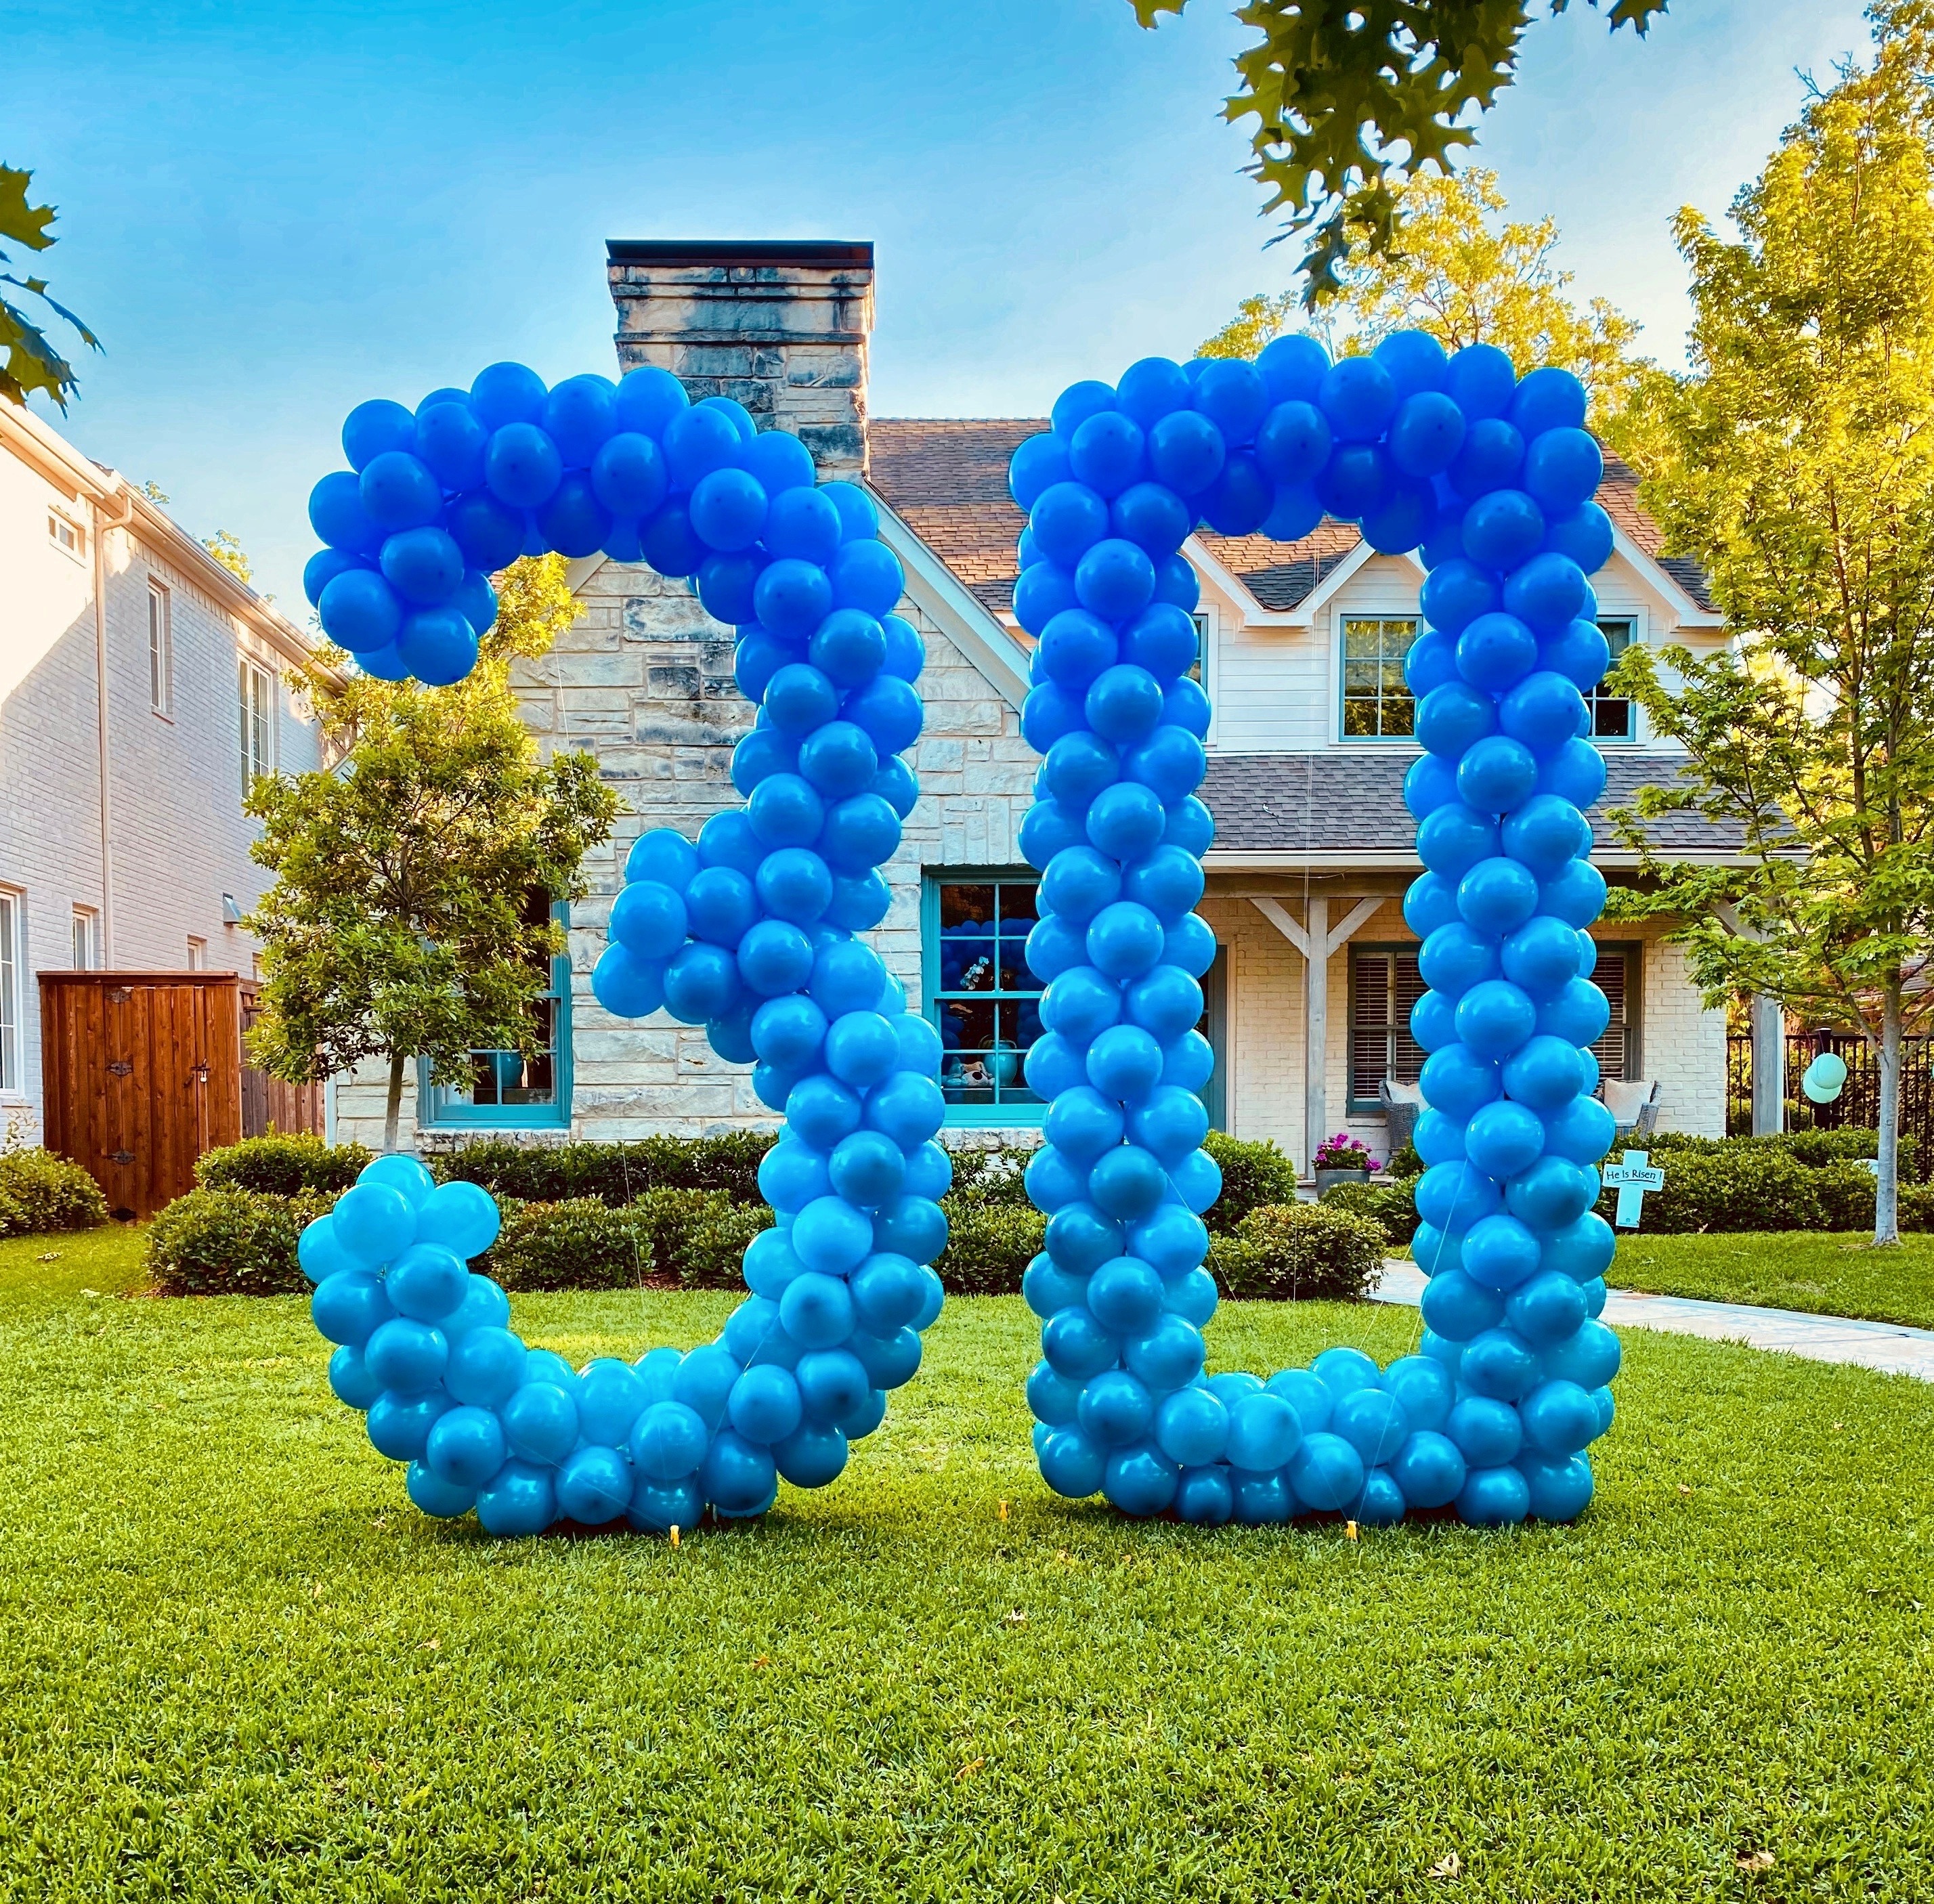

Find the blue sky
[[5, 0, 1873, 609]]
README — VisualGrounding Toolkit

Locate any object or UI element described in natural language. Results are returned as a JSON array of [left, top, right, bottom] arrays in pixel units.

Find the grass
[[2, 1228, 1933, 1900], [1614, 1231, 1934, 1331]]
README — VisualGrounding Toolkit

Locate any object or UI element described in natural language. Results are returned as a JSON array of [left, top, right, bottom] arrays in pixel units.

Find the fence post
[[1750, 995, 1785, 1135]]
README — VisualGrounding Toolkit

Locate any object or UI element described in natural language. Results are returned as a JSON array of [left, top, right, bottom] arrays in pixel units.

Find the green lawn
[[2, 1228, 1933, 1901], [1613, 1231, 1934, 1330]]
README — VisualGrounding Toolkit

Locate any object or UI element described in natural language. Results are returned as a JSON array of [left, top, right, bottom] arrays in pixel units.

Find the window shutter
[[1591, 951, 1627, 1081], [1350, 952, 1392, 1102]]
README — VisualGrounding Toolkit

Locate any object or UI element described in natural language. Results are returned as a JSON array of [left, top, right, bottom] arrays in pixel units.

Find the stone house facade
[[337, 238, 1743, 1163], [0, 399, 321, 1142]]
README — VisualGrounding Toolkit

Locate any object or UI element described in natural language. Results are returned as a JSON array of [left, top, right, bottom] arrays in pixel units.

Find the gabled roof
[[867, 417, 1716, 622]]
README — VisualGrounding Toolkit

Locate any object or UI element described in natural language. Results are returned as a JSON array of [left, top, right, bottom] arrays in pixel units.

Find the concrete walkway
[[1371, 1261, 1934, 1383]]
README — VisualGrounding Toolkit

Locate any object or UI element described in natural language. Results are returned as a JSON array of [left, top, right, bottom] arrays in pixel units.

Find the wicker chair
[[1601, 1077, 1662, 1143]]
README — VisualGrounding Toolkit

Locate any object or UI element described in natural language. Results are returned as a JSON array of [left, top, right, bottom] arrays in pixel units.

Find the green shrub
[[1203, 1132, 1299, 1234], [0, 1148, 110, 1238], [643, 1189, 773, 1291], [147, 1188, 334, 1297], [481, 1197, 651, 1293], [1901, 1183, 1934, 1231], [1600, 1145, 1827, 1233], [1320, 1177, 1419, 1249], [433, 1133, 776, 1207], [943, 1144, 1036, 1207], [939, 1200, 1046, 1295], [195, 1133, 371, 1196], [1209, 1200, 1383, 1302], [1646, 1127, 1918, 1179], [1385, 1142, 1423, 1178]]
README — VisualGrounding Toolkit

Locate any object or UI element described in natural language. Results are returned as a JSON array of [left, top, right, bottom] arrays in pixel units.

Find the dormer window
[[1589, 619, 1637, 740], [1340, 617, 1417, 739]]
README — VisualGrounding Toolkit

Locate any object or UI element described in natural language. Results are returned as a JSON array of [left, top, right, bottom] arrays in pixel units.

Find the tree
[[244, 555, 620, 1151], [1199, 168, 1645, 419], [202, 531, 253, 584], [1130, 1, 1672, 301], [1, 164, 99, 409], [1603, 1, 1934, 1247]]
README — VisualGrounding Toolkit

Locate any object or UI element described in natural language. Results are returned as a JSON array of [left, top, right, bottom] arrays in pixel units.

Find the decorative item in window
[[1312, 1131, 1380, 1192]]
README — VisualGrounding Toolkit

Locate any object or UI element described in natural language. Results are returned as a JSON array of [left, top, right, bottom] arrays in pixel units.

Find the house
[[0, 399, 322, 1144], [336, 238, 1751, 1165]]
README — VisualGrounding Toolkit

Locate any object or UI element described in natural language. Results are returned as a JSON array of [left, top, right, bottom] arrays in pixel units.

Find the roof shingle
[[1201, 752, 1741, 854], [867, 419, 1715, 619]]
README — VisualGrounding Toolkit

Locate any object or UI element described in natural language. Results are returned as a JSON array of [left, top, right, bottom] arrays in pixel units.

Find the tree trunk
[[1876, 980, 1904, 1248], [383, 1049, 406, 1156]]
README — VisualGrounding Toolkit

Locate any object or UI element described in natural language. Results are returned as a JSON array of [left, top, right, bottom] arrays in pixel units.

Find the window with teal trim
[[421, 894, 572, 1129], [924, 874, 1045, 1123]]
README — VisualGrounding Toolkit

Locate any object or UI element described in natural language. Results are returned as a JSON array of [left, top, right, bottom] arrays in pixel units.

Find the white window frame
[[0, 889, 21, 1095], [186, 936, 207, 971], [49, 508, 87, 563], [239, 656, 276, 794], [71, 905, 99, 971], [1190, 607, 1220, 748], [149, 580, 174, 719]]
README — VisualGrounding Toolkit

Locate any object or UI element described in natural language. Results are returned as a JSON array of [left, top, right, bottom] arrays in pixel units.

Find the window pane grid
[[0, 894, 16, 1091], [149, 585, 171, 716], [1591, 949, 1631, 1081], [932, 878, 1044, 1109], [1350, 949, 1426, 1102], [429, 892, 567, 1121], [1589, 620, 1635, 739], [1341, 618, 1417, 737]]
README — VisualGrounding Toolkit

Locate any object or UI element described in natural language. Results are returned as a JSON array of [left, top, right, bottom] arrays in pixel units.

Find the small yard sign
[[1601, 1149, 1664, 1230]]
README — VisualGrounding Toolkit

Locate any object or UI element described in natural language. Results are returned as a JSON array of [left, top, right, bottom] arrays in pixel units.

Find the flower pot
[[1314, 1167, 1370, 1194]]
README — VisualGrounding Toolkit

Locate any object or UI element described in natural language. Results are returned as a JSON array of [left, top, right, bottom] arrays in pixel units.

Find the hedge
[[1320, 1178, 1421, 1249], [1600, 1148, 1934, 1234], [1209, 1202, 1384, 1302], [196, 1133, 371, 1196], [147, 1188, 336, 1297], [1201, 1132, 1299, 1233], [937, 1201, 1045, 1294], [0, 1148, 110, 1238], [432, 1133, 775, 1208]]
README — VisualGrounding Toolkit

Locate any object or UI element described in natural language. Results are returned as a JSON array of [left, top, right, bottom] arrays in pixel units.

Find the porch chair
[[1379, 1076, 1427, 1158], [1601, 1077, 1662, 1144]]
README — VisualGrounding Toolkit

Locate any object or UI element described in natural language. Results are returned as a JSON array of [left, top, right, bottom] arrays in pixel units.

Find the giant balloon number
[[297, 362, 950, 1534], [293, 331, 1623, 1537], [1010, 336, 1623, 1527]]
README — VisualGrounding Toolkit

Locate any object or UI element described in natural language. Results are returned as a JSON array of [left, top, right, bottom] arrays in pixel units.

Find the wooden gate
[[39, 972, 246, 1220]]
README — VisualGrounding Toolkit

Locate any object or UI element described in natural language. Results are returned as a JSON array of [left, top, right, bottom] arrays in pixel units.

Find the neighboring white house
[[334, 238, 1745, 1163], [0, 399, 322, 1142]]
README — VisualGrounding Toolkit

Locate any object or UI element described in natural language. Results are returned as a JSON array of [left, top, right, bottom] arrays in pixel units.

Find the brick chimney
[[605, 240, 874, 480]]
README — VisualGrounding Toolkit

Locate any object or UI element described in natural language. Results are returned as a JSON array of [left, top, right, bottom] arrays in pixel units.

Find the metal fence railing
[[1726, 1028, 1933, 1175]]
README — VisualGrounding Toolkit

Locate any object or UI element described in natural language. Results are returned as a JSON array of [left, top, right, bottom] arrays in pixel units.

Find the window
[[49, 509, 86, 561], [1589, 619, 1637, 740], [0, 891, 18, 1091], [186, 936, 207, 971], [149, 583, 173, 717], [239, 657, 274, 791], [1589, 944, 1641, 1081], [924, 875, 1045, 1122], [1350, 947, 1427, 1109], [421, 894, 572, 1128], [1188, 613, 1209, 684], [1341, 617, 1417, 738], [71, 907, 98, 970]]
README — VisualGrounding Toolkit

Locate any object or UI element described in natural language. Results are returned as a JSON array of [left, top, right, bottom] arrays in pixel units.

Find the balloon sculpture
[[298, 364, 950, 1534], [1010, 336, 1621, 1526], [294, 332, 1625, 1536]]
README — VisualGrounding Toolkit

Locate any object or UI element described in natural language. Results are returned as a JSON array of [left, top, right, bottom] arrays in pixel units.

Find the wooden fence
[[39, 972, 322, 1221]]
